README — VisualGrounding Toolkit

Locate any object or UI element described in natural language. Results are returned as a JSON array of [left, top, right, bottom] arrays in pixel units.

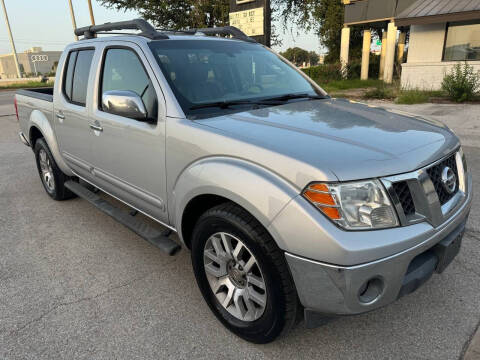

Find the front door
[[88, 42, 168, 223]]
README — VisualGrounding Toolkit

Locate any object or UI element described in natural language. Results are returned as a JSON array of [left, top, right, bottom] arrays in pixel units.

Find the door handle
[[89, 124, 103, 132], [56, 112, 65, 120]]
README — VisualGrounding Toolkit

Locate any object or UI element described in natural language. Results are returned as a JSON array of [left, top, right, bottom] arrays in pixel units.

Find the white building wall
[[401, 23, 480, 90]]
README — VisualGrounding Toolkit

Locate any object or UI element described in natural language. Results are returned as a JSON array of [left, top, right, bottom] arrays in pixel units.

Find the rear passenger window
[[62, 49, 94, 106], [63, 51, 77, 101], [100, 48, 158, 121]]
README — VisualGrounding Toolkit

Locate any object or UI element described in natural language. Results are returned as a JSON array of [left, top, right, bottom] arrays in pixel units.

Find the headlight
[[303, 180, 399, 230]]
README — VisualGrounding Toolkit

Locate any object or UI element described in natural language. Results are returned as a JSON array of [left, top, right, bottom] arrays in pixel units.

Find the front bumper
[[285, 175, 472, 319]]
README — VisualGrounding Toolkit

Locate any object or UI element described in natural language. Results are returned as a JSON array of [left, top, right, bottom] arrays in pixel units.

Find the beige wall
[[401, 22, 480, 90], [407, 23, 446, 63]]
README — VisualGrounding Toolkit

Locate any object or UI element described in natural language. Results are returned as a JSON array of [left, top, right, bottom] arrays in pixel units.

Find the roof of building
[[396, 0, 480, 26]]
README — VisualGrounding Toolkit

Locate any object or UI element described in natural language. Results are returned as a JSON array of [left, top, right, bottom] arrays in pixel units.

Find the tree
[[308, 51, 320, 66], [280, 47, 309, 66], [279, 0, 366, 63], [99, 0, 230, 29]]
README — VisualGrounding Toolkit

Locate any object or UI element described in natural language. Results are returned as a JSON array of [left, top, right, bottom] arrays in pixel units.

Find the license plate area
[[432, 224, 465, 273]]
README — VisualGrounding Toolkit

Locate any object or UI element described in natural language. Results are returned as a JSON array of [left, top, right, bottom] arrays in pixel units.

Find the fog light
[[358, 277, 384, 304]]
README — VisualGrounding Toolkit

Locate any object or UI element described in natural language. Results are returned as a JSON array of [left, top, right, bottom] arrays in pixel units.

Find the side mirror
[[101, 90, 147, 120]]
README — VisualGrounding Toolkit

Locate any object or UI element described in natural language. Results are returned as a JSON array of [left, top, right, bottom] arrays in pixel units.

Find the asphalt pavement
[[1, 90, 479, 359]]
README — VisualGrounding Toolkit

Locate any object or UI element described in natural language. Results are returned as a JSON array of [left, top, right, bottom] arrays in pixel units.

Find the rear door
[[88, 41, 168, 223], [54, 47, 96, 182]]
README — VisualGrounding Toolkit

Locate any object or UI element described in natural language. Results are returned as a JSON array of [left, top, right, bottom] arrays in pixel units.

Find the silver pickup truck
[[15, 19, 472, 343]]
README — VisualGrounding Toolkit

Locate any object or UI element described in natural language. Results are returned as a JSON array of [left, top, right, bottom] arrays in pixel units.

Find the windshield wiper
[[189, 100, 277, 110], [262, 93, 327, 102]]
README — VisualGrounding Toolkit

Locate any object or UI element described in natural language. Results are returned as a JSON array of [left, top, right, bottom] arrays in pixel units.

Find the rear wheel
[[34, 138, 75, 200], [191, 203, 298, 343]]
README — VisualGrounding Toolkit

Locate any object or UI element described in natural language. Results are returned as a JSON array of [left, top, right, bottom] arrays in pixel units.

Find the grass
[[396, 89, 445, 104], [364, 86, 396, 100], [322, 79, 383, 92], [0, 81, 53, 90]]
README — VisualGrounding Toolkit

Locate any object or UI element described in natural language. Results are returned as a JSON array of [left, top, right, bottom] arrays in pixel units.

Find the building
[[0, 47, 62, 79], [341, 0, 480, 90]]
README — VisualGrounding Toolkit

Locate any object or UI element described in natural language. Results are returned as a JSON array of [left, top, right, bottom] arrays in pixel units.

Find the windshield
[[148, 39, 325, 118]]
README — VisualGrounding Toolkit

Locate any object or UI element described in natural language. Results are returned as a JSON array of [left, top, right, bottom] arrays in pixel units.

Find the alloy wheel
[[203, 232, 267, 322]]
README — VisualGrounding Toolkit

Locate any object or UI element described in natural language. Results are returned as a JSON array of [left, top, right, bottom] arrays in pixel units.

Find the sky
[[0, 0, 322, 55]]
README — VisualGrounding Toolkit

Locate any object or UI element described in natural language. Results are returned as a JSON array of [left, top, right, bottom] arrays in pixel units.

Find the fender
[[173, 156, 301, 244], [29, 109, 73, 176]]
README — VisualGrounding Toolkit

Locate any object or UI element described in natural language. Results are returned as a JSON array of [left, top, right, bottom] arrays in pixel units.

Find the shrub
[[302, 63, 343, 84], [441, 62, 480, 102], [363, 85, 395, 100]]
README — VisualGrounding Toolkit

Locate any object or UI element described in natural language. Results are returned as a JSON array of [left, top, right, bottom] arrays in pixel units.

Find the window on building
[[444, 20, 480, 61]]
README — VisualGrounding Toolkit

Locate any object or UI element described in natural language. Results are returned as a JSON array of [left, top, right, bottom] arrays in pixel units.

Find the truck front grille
[[392, 181, 415, 216], [426, 154, 459, 205], [382, 150, 467, 228]]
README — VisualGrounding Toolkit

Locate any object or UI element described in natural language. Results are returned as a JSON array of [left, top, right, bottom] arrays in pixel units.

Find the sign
[[229, 7, 264, 37], [31, 55, 48, 62]]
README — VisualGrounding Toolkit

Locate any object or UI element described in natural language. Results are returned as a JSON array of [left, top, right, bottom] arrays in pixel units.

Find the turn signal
[[302, 183, 342, 221]]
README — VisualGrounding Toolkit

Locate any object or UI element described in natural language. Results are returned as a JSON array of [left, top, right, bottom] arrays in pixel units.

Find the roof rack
[[75, 19, 168, 40], [75, 19, 256, 43]]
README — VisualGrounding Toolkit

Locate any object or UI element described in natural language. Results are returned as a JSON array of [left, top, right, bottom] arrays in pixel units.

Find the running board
[[64, 180, 181, 256]]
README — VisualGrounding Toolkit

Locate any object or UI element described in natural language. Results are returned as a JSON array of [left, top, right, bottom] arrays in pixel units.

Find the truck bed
[[16, 87, 53, 102]]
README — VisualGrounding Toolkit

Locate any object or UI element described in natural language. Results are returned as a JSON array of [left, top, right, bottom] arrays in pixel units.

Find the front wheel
[[191, 203, 298, 343], [34, 138, 75, 201]]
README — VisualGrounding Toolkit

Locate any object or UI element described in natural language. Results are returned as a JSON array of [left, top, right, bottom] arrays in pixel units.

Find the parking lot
[[1, 89, 479, 359]]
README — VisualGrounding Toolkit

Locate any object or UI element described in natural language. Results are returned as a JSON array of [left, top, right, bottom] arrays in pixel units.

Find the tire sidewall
[[191, 211, 288, 343], [34, 139, 59, 199]]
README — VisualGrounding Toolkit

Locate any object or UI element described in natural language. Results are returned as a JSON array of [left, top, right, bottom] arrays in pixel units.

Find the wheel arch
[[173, 157, 300, 249], [28, 110, 73, 176]]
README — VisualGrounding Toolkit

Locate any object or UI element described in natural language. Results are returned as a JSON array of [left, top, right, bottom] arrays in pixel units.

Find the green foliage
[[302, 63, 343, 84], [363, 85, 395, 100], [99, 0, 230, 29], [325, 79, 383, 91], [441, 62, 480, 102], [280, 47, 319, 66], [308, 51, 320, 66], [0, 81, 54, 90], [395, 89, 444, 105], [280, 0, 367, 63], [280, 47, 310, 66]]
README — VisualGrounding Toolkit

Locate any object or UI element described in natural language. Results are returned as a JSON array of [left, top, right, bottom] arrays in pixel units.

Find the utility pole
[[0, 0, 21, 78], [87, 0, 95, 25], [67, 0, 79, 41]]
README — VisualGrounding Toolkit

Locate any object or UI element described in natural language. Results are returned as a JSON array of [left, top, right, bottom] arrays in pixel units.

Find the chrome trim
[[101, 90, 147, 120], [381, 150, 466, 228], [18, 131, 30, 147], [89, 124, 103, 132], [73, 172, 177, 232]]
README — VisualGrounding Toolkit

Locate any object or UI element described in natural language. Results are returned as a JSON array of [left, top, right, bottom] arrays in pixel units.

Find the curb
[[465, 326, 480, 360]]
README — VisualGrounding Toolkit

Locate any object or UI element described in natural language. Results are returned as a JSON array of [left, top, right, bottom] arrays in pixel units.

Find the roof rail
[[75, 18, 168, 40], [75, 19, 256, 43], [193, 26, 256, 43]]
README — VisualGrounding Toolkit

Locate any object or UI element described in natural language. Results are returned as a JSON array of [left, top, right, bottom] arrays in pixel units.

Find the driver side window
[[100, 48, 158, 121]]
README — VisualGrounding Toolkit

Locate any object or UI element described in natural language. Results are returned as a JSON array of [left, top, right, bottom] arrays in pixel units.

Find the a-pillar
[[340, 25, 350, 78], [379, 30, 387, 80], [361, 29, 371, 80], [383, 21, 398, 84], [397, 30, 406, 64]]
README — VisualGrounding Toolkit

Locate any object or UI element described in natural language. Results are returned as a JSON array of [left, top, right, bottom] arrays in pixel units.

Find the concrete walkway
[[365, 100, 480, 148]]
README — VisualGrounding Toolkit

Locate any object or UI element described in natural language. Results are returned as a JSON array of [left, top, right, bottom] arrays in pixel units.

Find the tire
[[191, 203, 298, 344], [34, 138, 75, 201]]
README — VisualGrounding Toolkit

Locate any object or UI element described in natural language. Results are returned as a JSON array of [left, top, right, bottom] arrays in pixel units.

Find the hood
[[196, 98, 459, 182]]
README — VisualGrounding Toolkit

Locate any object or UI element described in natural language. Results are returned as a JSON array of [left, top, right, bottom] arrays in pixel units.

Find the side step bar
[[65, 180, 181, 256]]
